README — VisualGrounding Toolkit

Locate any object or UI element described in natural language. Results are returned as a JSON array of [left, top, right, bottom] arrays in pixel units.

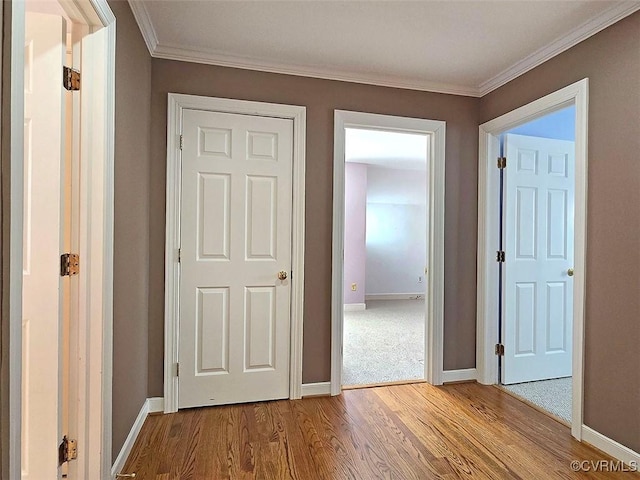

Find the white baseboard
[[365, 293, 424, 301], [147, 397, 165, 413], [442, 368, 477, 383], [582, 425, 640, 466], [344, 303, 366, 311], [111, 397, 164, 479], [301, 382, 331, 397]]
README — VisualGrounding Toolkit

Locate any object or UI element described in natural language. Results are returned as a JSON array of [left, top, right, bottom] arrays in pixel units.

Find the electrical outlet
[[418, 276, 423, 283], [351, 283, 357, 291]]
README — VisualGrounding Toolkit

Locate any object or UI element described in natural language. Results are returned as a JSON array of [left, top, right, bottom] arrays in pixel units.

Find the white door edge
[[7, 1, 116, 478], [475, 78, 588, 440], [164, 94, 306, 413], [331, 110, 446, 396]]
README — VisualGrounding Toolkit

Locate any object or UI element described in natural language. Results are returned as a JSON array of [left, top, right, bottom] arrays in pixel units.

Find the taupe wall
[[148, 61, 480, 393], [109, 0, 152, 462], [480, 11, 640, 452]]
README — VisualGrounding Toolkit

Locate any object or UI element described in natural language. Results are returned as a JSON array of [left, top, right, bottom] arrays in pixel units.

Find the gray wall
[[109, 0, 151, 462], [148, 60, 480, 391], [479, 11, 640, 453], [3, 1, 637, 469]]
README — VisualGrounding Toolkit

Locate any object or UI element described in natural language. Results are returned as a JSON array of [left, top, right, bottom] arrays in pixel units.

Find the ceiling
[[345, 128, 427, 171], [128, 1, 640, 97]]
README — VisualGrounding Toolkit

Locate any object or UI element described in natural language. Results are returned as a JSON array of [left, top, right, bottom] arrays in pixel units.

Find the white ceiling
[[129, 1, 640, 97], [345, 128, 427, 171]]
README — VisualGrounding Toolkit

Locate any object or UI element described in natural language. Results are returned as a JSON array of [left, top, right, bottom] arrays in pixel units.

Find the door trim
[[331, 110, 446, 395], [476, 78, 588, 440], [164, 94, 306, 413], [6, 1, 116, 477]]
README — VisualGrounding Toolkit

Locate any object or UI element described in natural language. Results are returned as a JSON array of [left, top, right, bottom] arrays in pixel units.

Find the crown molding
[[152, 43, 481, 97], [479, 1, 640, 96], [128, 0, 640, 99], [127, 0, 158, 53]]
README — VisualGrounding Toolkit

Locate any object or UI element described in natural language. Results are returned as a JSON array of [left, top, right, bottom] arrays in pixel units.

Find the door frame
[[164, 93, 306, 413], [6, 0, 116, 477], [476, 78, 588, 439], [330, 110, 446, 395]]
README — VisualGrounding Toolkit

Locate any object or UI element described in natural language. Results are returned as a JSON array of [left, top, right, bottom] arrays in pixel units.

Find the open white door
[[22, 11, 66, 479], [178, 109, 294, 408], [503, 133, 575, 384]]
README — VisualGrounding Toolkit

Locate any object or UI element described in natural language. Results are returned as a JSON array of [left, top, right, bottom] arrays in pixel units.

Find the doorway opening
[[331, 110, 446, 395], [342, 128, 428, 387], [476, 79, 588, 440], [496, 106, 576, 425]]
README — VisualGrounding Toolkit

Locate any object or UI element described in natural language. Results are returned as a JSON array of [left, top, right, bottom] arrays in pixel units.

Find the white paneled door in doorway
[[178, 109, 294, 408], [22, 12, 67, 480], [503, 134, 575, 384]]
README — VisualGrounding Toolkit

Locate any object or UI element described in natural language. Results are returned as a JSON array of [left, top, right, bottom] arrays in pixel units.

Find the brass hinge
[[179, 135, 183, 150], [495, 344, 505, 356], [176, 363, 179, 377], [58, 436, 77, 465], [63, 66, 80, 91], [496, 250, 505, 263], [60, 253, 79, 276], [497, 157, 507, 169]]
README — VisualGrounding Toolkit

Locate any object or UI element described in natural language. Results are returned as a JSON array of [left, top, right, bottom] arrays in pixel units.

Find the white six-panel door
[[22, 12, 66, 479], [178, 109, 294, 408], [503, 134, 575, 384]]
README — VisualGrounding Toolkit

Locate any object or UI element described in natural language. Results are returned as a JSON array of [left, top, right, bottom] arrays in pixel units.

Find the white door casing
[[22, 12, 65, 479], [9, 1, 116, 479], [476, 78, 588, 440], [331, 110, 446, 395], [503, 134, 575, 384], [178, 109, 294, 408]]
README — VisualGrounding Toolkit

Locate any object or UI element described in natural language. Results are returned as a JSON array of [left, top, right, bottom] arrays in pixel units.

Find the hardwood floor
[[121, 382, 638, 479]]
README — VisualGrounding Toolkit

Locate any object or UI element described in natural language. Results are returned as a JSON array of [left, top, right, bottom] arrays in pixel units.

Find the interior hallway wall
[[109, 0, 152, 462], [149, 59, 480, 389], [479, 10, 640, 453]]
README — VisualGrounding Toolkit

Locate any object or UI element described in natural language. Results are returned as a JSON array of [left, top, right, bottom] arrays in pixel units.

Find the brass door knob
[[278, 271, 288, 280], [567, 268, 574, 277]]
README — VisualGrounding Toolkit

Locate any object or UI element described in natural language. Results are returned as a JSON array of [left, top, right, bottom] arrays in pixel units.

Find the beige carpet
[[502, 377, 572, 423], [343, 299, 425, 386]]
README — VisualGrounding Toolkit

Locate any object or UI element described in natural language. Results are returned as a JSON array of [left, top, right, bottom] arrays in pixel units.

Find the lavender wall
[[343, 163, 367, 304]]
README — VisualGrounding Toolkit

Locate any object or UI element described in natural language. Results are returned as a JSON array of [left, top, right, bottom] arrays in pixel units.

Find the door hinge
[[497, 157, 507, 169], [176, 363, 180, 377], [60, 253, 80, 276], [63, 66, 80, 91], [496, 250, 505, 263], [58, 436, 77, 465], [177, 248, 181, 263], [495, 344, 505, 356], [179, 135, 183, 150]]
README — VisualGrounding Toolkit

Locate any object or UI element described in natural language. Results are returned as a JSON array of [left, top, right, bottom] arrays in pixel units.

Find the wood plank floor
[[121, 383, 638, 479]]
